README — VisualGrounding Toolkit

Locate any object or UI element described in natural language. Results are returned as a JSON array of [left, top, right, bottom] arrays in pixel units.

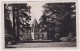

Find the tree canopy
[[39, 3, 76, 41]]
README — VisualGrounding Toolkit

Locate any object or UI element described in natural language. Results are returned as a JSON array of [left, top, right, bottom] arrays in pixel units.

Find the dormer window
[[32, 24, 34, 27]]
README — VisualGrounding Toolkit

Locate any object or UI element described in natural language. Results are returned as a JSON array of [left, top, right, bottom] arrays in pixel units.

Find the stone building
[[31, 19, 47, 40], [20, 19, 48, 41]]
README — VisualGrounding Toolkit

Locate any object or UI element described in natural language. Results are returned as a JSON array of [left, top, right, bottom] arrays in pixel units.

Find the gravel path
[[6, 42, 76, 48]]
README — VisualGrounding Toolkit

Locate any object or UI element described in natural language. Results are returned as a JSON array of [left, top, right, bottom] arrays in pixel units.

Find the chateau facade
[[20, 19, 48, 41]]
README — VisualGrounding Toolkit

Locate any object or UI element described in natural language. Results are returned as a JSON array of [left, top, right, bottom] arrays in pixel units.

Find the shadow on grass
[[5, 46, 16, 48]]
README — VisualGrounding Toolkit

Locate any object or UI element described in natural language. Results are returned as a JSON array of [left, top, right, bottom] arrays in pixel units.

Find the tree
[[4, 3, 31, 44], [12, 4, 31, 41], [39, 3, 76, 41]]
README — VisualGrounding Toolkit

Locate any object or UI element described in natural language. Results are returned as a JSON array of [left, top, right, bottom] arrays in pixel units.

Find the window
[[32, 24, 34, 27], [31, 28, 33, 32], [38, 34, 39, 39], [42, 34, 44, 39]]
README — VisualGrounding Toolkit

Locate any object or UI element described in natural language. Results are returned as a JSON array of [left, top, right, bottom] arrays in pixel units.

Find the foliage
[[39, 3, 76, 41], [4, 4, 31, 44]]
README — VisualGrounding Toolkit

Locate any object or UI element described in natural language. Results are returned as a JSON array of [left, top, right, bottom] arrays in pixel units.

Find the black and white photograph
[[3, 1, 77, 48]]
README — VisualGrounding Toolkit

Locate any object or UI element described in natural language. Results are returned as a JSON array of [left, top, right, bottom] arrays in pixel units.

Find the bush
[[5, 34, 16, 45], [60, 37, 69, 42], [69, 37, 76, 42]]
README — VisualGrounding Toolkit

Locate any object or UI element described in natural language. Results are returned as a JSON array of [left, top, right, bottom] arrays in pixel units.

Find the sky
[[27, 2, 45, 24]]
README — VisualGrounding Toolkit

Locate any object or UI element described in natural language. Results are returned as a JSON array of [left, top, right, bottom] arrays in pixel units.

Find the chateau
[[20, 19, 48, 41]]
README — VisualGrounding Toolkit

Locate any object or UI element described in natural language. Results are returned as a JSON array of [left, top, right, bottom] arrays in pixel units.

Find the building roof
[[31, 19, 38, 27]]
